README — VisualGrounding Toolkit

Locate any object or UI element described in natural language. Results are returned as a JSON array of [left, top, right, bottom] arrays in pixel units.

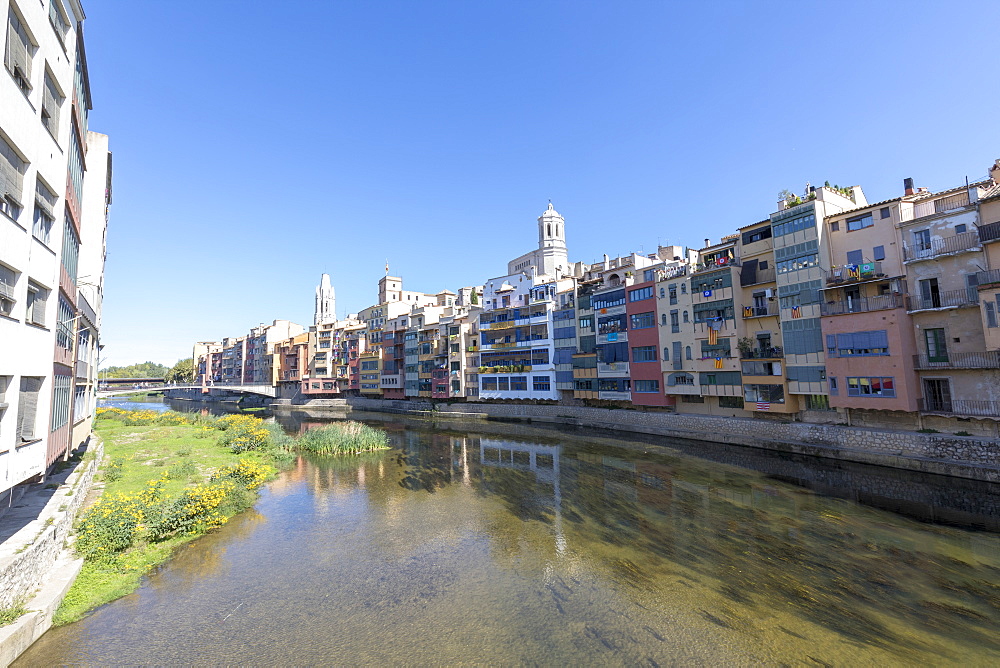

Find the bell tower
[[537, 201, 566, 251]]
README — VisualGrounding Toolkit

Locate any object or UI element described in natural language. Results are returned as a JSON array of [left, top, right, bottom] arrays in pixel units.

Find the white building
[[1, 0, 109, 505]]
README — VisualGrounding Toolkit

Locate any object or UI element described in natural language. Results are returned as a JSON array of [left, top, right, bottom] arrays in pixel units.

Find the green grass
[[56, 418, 282, 625], [297, 421, 390, 454], [0, 601, 28, 627]]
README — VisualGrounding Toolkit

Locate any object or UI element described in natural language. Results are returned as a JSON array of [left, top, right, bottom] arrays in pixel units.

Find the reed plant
[[296, 421, 390, 455]]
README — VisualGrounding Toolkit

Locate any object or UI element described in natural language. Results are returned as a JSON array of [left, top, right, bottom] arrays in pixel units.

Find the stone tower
[[537, 201, 566, 251], [314, 274, 336, 325]]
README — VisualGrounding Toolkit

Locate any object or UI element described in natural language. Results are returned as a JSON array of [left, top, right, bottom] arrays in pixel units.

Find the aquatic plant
[[215, 415, 272, 453], [296, 421, 390, 455], [211, 458, 274, 491]]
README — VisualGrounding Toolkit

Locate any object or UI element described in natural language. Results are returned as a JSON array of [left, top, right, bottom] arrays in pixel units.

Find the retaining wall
[[339, 398, 1000, 482]]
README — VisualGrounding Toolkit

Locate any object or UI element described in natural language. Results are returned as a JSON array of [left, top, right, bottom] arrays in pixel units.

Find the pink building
[[626, 278, 672, 407]]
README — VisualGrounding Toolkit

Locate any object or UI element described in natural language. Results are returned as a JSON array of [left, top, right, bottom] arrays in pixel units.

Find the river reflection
[[18, 415, 1000, 665]]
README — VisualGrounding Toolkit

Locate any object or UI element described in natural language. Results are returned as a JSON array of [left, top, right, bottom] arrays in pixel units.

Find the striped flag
[[791, 306, 801, 319], [756, 402, 770, 410], [743, 306, 753, 317], [708, 326, 718, 345], [715, 357, 724, 369]]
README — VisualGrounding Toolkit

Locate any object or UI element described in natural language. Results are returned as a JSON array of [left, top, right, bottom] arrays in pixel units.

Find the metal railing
[[820, 293, 905, 316], [694, 257, 740, 273], [903, 231, 981, 262], [825, 262, 885, 285], [976, 268, 1000, 287], [741, 303, 779, 318], [920, 398, 1000, 417], [914, 351, 1000, 370], [739, 347, 783, 359], [979, 221, 1000, 243], [900, 192, 971, 222], [906, 288, 978, 311]]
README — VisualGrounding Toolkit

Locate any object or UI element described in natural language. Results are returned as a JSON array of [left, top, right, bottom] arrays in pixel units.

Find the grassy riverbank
[[55, 410, 387, 624]]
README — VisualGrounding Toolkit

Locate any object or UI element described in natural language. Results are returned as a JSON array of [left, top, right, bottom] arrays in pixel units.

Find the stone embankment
[[273, 398, 1000, 483], [0, 437, 103, 667]]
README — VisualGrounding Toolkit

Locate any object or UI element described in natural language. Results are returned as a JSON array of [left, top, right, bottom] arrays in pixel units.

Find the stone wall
[[0, 438, 102, 609], [342, 398, 1000, 482]]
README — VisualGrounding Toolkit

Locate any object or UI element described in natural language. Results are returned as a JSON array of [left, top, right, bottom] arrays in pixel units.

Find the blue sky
[[87, 0, 1000, 366]]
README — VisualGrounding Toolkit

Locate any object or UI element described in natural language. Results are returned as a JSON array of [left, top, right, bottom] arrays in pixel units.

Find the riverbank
[[263, 397, 1000, 483], [51, 411, 290, 626], [0, 438, 102, 666]]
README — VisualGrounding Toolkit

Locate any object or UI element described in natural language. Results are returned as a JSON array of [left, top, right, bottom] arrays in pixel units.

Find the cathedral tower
[[314, 274, 336, 325]]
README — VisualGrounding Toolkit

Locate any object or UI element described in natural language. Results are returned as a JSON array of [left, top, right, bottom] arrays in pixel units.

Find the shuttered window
[[26, 281, 47, 326], [61, 214, 79, 281], [17, 376, 43, 441], [0, 135, 27, 216], [41, 71, 64, 136], [33, 179, 56, 243], [5, 7, 33, 92], [48, 0, 69, 46], [0, 263, 16, 315]]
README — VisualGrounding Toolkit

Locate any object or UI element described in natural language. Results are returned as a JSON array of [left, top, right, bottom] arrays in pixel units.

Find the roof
[[825, 196, 903, 220], [737, 219, 771, 231]]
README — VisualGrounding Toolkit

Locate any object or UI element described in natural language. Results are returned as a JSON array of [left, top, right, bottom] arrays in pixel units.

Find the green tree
[[165, 358, 195, 384], [100, 361, 170, 378]]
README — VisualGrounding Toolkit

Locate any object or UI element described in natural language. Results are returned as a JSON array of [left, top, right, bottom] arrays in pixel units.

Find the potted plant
[[737, 336, 755, 358]]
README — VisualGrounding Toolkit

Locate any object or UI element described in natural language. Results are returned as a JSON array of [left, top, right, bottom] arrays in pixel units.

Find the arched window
[[556, 224, 560, 237], [683, 311, 689, 323], [661, 314, 667, 325], [659, 287, 665, 298], [547, 224, 551, 236], [685, 346, 692, 360], [663, 347, 670, 361]]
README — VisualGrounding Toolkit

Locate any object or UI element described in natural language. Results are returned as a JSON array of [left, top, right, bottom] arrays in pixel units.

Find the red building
[[625, 278, 672, 407]]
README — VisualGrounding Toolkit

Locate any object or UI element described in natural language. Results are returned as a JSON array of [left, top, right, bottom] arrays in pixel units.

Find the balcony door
[[845, 286, 861, 313], [919, 278, 941, 309], [924, 328, 948, 363], [923, 378, 952, 412]]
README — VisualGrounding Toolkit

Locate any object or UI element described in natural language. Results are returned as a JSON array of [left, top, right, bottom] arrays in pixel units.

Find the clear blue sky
[[87, 0, 1000, 367]]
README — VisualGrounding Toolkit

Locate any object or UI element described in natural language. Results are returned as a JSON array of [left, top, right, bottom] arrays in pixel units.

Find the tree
[[100, 361, 170, 378], [165, 358, 195, 384], [470, 290, 479, 305]]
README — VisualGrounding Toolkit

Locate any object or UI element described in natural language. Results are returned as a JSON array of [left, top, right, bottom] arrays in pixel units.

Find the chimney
[[904, 178, 915, 196], [704, 238, 710, 248]]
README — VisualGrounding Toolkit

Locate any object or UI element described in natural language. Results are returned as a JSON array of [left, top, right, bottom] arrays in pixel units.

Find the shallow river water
[[16, 403, 1000, 665]]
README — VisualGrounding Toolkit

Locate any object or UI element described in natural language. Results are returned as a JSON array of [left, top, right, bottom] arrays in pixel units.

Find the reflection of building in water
[[476, 438, 565, 553]]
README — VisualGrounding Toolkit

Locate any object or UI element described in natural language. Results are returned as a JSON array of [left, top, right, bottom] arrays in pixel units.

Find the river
[[16, 399, 1000, 665]]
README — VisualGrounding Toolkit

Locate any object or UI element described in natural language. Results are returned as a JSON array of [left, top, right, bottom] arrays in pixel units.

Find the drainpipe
[[845, 407, 852, 427]]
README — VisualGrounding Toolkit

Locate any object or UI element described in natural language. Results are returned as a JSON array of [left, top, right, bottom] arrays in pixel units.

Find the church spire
[[315, 274, 336, 325]]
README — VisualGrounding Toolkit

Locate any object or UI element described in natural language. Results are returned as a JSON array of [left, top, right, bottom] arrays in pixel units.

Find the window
[[592, 289, 626, 310], [574, 379, 594, 391], [634, 380, 659, 393], [482, 377, 497, 391], [579, 315, 593, 331], [955, 224, 967, 234], [846, 213, 874, 231], [0, 263, 16, 317], [685, 346, 692, 360], [451, 380, 461, 392], [913, 229, 931, 251], [360, 360, 378, 370], [986, 301, 998, 329], [49, 0, 70, 45], [741, 361, 782, 376], [668, 372, 694, 386], [659, 287, 665, 298], [598, 313, 627, 335], [26, 281, 47, 326], [17, 376, 43, 441], [629, 312, 656, 329], [719, 396, 743, 408], [629, 286, 653, 301], [681, 395, 704, 403], [497, 377, 509, 391], [661, 313, 667, 326], [643, 269, 656, 282], [830, 221, 839, 232], [777, 253, 818, 274], [925, 328, 947, 362], [533, 375, 550, 391], [662, 346, 670, 361], [632, 346, 656, 362], [826, 331, 889, 357], [772, 212, 816, 237], [319, 340, 331, 349], [5, 7, 33, 92], [1, 135, 27, 218], [743, 384, 786, 403], [680, 283, 686, 294], [58, 214, 78, 283], [880, 207, 891, 219], [806, 394, 831, 410], [56, 295, 74, 349], [669, 285, 677, 304], [41, 71, 63, 136], [873, 245, 885, 261], [51, 374, 71, 432], [846, 377, 895, 397]]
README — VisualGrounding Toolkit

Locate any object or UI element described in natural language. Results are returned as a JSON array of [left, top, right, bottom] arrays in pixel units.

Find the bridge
[[97, 384, 277, 399]]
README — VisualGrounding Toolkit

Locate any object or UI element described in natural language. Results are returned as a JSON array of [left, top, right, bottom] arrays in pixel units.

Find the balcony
[[694, 257, 740, 274], [903, 231, 981, 262], [914, 351, 1000, 370], [979, 221, 1000, 243], [900, 191, 972, 222], [820, 293, 906, 316], [906, 288, 978, 312], [920, 398, 1000, 418], [740, 347, 783, 359], [741, 303, 779, 319], [976, 268, 1000, 288], [740, 266, 776, 287], [825, 262, 886, 286]]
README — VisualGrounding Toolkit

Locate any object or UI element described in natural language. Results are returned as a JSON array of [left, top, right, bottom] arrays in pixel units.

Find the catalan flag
[[846, 264, 860, 279], [743, 306, 753, 317], [791, 306, 802, 319], [708, 326, 718, 345], [715, 357, 724, 369]]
